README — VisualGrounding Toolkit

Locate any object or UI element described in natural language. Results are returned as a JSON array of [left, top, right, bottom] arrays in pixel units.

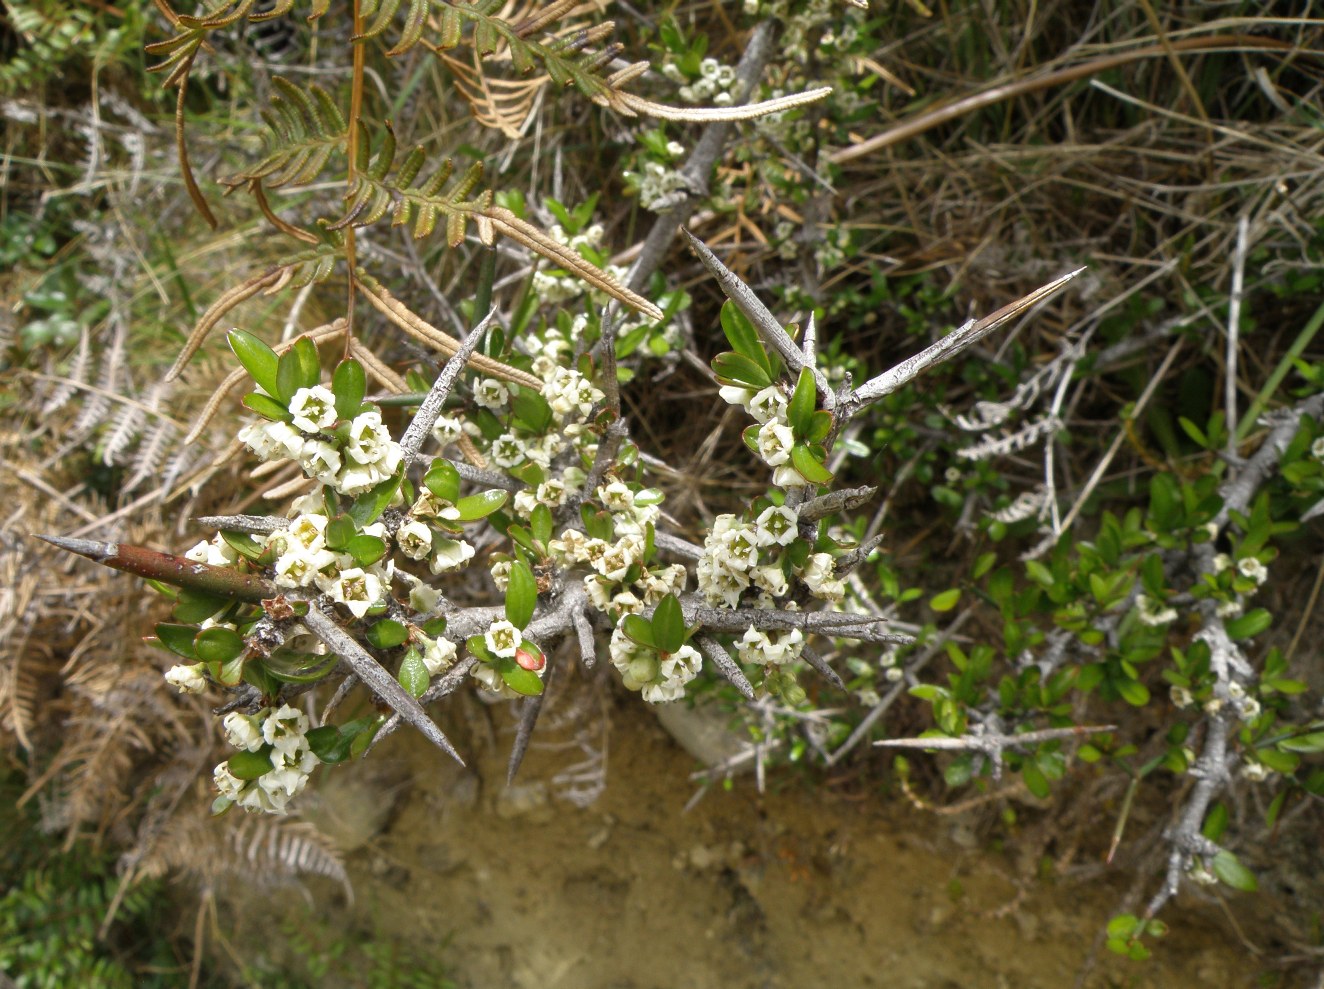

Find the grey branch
[[876, 723, 1116, 781], [399, 307, 497, 470], [696, 634, 754, 699], [798, 485, 877, 523], [682, 229, 834, 405], [507, 663, 552, 785], [624, 21, 776, 294], [448, 459, 523, 493], [301, 603, 464, 765], [195, 514, 288, 534], [847, 269, 1085, 414]]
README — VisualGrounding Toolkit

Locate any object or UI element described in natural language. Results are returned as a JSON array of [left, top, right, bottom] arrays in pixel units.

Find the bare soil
[[227, 681, 1298, 989]]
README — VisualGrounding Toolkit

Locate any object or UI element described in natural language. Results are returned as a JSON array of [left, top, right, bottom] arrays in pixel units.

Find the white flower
[[490, 433, 525, 469], [473, 377, 512, 410], [1236, 557, 1268, 585], [470, 661, 519, 699], [736, 626, 805, 666], [756, 420, 795, 467], [1312, 436, 1324, 459], [1136, 594, 1178, 627], [490, 559, 512, 590], [584, 575, 614, 613], [184, 535, 238, 567], [222, 712, 266, 753], [608, 627, 701, 703], [884, 666, 904, 683], [273, 545, 336, 589], [336, 459, 387, 495], [298, 439, 342, 484], [430, 538, 475, 574], [751, 563, 788, 597], [288, 513, 329, 550], [432, 414, 464, 447], [718, 384, 756, 409], [696, 556, 749, 608], [288, 386, 337, 434], [1170, 685, 1194, 708], [535, 479, 568, 507], [1216, 599, 1243, 618], [754, 505, 799, 547], [771, 464, 810, 488], [331, 567, 384, 618], [239, 419, 306, 461], [345, 410, 399, 468], [165, 663, 207, 694], [1241, 760, 1270, 781], [420, 634, 457, 675], [213, 762, 247, 802], [262, 703, 309, 752], [799, 553, 844, 602], [747, 386, 787, 424], [395, 520, 433, 561], [598, 481, 635, 513], [1212, 553, 1232, 573], [397, 571, 440, 613], [484, 619, 521, 658]]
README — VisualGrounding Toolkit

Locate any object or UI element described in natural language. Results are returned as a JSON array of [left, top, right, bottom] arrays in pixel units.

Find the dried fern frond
[[353, 273, 543, 388], [438, 48, 544, 139], [220, 77, 346, 191], [337, 126, 662, 318]]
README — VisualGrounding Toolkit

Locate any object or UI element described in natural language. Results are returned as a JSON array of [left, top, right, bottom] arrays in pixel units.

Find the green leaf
[[790, 444, 833, 485], [228, 329, 281, 398], [292, 335, 321, 392], [530, 503, 553, 548], [1117, 679, 1150, 706], [216, 653, 246, 686], [228, 748, 274, 780], [173, 588, 229, 624], [972, 552, 997, 580], [344, 533, 387, 566], [1202, 802, 1229, 841], [1256, 747, 1300, 773], [333, 358, 366, 419], [1224, 609, 1271, 641], [220, 530, 266, 562], [511, 387, 553, 434], [788, 366, 817, 437], [276, 344, 305, 405], [156, 623, 199, 659], [720, 300, 770, 376], [1279, 731, 1324, 753], [711, 351, 772, 388], [496, 656, 544, 696], [366, 619, 409, 649], [929, 588, 962, 612], [1210, 850, 1257, 891], [243, 391, 292, 421], [306, 725, 349, 763], [263, 654, 337, 684], [455, 488, 508, 521], [424, 461, 461, 503], [348, 472, 402, 526], [397, 648, 429, 697], [804, 409, 834, 445], [652, 594, 685, 654], [621, 613, 655, 649], [506, 559, 537, 629], [1022, 761, 1050, 798], [325, 515, 357, 551], [466, 634, 496, 663], [194, 626, 245, 663]]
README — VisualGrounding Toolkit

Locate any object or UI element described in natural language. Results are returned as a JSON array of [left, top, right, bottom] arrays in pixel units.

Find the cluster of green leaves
[[465, 557, 547, 696], [712, 301, 833, 484]]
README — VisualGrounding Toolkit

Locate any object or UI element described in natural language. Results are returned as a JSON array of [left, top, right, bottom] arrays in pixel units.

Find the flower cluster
[[695, 505, 841, 609], [238, 393, 403, 497], [546, 481, 687, 620], [717, 382, 815, 488], [212, 704, 319, 815], [608, 625, 702, 703], [661, 56, 738, 106]]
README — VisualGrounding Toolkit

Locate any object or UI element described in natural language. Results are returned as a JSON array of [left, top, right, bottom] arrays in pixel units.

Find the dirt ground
[[210, 670, 1310, 989]]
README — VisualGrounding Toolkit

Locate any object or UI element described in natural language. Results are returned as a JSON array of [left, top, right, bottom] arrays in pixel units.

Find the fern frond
[[221, 78, 346, 191], [439, 49, 543, 139], [337, 124, 662, 318]]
